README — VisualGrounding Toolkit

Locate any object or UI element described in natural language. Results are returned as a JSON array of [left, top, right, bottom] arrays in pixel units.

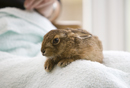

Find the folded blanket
[[0, 8, 56, 57], [0, 51, 130, 88]]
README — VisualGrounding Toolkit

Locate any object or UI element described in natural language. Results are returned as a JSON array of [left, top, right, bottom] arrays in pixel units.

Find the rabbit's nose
[[41, 49, 45, 56]]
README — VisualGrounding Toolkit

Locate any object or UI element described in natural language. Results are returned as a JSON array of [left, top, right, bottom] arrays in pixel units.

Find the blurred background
[[56, 0, 130, 52]]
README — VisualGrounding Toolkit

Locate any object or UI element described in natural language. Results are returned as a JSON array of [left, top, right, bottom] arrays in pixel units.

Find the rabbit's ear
[[76, 34, 92, 39], [72, 29, 92, 39]]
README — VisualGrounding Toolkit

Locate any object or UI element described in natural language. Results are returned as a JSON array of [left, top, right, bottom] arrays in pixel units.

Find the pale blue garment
[[0, 8, 56, 57]]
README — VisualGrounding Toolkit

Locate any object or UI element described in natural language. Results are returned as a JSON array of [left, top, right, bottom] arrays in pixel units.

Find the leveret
[[41, 28, 103, 72]]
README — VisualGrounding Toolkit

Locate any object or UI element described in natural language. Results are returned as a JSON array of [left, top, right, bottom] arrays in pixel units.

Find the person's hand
[[24, 0, 57, 18], [24, 0, 56, 10]]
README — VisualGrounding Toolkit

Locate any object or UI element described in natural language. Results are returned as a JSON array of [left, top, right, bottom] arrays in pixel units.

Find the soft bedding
[[0, 7, 56, 57], [0, 8, 130, 88], [0, 51, 130, 88]]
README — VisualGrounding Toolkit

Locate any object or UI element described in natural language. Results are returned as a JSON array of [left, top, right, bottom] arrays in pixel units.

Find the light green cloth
[[0, 8, 56, 57]]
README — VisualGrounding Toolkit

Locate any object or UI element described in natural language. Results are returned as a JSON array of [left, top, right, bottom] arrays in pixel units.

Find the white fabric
[[0, 51, 130, 88], [0, 8, 56, 57]]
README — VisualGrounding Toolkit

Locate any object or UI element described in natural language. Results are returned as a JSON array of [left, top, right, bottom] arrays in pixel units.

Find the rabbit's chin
[[46, 56, 55, 59]]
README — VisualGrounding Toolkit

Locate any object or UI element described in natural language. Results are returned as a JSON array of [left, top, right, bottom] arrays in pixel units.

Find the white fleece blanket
[[0, 51, 130, 88]]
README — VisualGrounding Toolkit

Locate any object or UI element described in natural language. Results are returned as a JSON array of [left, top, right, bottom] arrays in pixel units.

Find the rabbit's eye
[[53, 38, 59, 44]]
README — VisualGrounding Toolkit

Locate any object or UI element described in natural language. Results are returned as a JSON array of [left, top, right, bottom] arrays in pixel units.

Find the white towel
[[0, 51, 130, 88]]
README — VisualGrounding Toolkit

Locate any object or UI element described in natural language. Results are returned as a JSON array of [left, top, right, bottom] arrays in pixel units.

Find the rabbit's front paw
[[57, 59, 73, 67], [44, 59, 55, 72]]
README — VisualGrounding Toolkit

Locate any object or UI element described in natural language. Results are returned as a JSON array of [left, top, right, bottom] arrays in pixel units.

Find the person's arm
[[24, 0, 61, 22]]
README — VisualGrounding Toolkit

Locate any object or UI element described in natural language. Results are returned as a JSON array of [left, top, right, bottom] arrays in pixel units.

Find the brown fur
[[41, 28, 103, 72]]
